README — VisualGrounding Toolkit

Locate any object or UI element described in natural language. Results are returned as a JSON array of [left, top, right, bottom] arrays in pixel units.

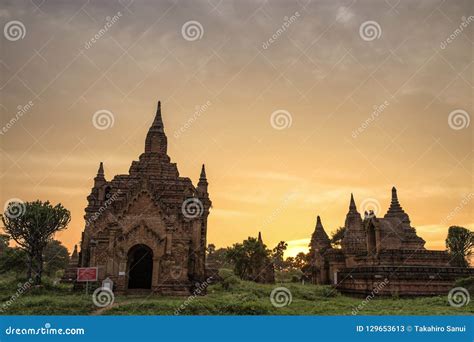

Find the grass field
[[0, 275, 472, 316]]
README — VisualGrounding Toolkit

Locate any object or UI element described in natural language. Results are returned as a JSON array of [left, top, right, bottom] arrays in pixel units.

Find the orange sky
[[0, 1, 472, 257]]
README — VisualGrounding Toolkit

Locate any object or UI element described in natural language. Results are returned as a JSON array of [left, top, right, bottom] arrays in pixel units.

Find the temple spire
[[384, 186, 410, 223], [197, 164, 208, 194], [391, 186, 398, 202], [388, 186, 402, 211], [71, 245, 78, 259], [258, 231, 263, 244], [144, 100, 168, 154], [151, 101, 164, 132], [316, 215, 322, 227], [349, 193, 356, 211], [200, 164, 207, 180], [94, 162, 106, 186], [310, 215, 331, 251], [97, 162, 104, 176]]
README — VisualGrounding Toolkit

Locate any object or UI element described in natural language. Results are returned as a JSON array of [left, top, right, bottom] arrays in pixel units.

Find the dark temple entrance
[[127, 244, 153, 289]]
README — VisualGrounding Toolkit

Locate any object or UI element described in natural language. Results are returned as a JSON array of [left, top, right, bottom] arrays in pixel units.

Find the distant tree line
[[207, 225, 473, 284]]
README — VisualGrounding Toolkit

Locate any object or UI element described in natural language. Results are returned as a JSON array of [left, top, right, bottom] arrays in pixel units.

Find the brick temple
[[77, 101, 211, 295], [309, 187, 473, 296]]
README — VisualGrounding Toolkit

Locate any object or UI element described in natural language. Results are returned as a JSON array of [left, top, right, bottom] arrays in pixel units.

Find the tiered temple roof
[[310, 216, 331, 252]]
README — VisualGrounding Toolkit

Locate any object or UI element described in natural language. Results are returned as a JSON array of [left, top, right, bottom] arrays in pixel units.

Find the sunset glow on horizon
[[1, 1, 472, 257]]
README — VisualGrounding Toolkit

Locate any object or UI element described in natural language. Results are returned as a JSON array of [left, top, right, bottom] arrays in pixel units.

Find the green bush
[[454, 277, 474, 294], [218, 269, 240, 290], [275, 269, 303, 283]]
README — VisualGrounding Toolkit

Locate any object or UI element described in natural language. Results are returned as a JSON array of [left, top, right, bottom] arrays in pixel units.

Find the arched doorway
[[127, 244, 153, 289]]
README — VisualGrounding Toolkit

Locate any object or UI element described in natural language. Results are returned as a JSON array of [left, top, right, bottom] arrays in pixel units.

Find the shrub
[[218, 269, 240, 291], [454, 276, 474, 294]]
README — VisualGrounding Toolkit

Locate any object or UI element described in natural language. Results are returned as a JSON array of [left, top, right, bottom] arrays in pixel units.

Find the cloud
[[0, 9, 11, 18], [336, 6, 354, 24]]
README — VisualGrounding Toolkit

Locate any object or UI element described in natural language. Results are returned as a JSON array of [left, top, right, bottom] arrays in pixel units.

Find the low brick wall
[[336, 266, 473, 296]]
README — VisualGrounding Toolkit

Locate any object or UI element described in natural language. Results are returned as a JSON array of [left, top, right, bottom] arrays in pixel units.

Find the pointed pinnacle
[[200, 164, 207, 179], [350, 193, 356, 209], [391, 186, 399, 202], [151, 100, 164, 131], [97, 162, 104, 176], [313, 215, 330, 244]]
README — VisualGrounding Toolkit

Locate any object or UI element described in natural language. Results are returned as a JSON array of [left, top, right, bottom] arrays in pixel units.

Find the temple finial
[[144, 100, 167, 154], [391, 186, 398, 201], [200, 164, 206, 180], [258, 231, 263, 243], [385, 186, 410, 223], [94, 162, 106, 186], [97, 162, 104, 176], [198, 164, 208, 194], [152, 100, 164, 132], [349, 193, 356, 210]]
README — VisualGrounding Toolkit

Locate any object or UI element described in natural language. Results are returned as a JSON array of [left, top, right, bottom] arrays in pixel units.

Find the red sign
[[77, 267, 98, 282]]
